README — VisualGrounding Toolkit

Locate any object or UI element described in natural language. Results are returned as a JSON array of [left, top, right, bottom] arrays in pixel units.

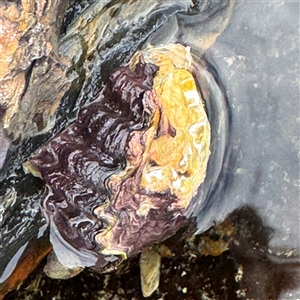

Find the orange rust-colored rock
[[0, 239, 52, 300]]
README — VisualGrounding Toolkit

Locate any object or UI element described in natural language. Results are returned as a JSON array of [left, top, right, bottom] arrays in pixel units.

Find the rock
[[0, 0, 70, 140]]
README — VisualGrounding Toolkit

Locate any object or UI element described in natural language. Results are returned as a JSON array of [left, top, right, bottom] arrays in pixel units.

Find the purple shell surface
[[28, 49, 210, 270]]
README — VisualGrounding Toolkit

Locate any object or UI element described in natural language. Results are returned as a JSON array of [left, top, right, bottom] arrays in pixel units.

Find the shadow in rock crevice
[[227, 206, 300, 300]]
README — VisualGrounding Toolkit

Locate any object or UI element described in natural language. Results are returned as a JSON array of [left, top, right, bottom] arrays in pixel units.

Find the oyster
[[140, 247, 161, 298], [0, 3, 234, 293], [1, 0, 298, 299], [27, 44, 210, 273]]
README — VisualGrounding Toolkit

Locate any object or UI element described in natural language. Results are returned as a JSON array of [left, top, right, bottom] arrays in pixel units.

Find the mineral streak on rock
[[0, 237, 52, 300], [0, 108, 10, 169], [28, 44, 211, 271]]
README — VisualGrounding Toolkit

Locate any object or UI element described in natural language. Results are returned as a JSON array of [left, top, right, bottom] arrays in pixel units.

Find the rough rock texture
[[0, 0, 70, 139]]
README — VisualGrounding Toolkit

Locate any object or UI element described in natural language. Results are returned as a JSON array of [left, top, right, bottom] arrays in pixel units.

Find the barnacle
[[27, 44, 210, 272]]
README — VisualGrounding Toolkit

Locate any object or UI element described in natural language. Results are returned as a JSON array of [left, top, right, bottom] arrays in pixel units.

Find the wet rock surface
[[201, 0, 300, 252], [0, 0, 299, 299], [198, 2, 300, 298]]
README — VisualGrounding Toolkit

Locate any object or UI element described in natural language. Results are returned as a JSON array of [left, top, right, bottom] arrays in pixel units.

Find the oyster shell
[[140, 247, 161, 298], [27, 44, 210, 272], [43, 251, 84, 280]]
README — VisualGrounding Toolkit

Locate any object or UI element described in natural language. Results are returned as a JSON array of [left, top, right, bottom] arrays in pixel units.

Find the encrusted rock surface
[[0, 0, 69, 140]]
